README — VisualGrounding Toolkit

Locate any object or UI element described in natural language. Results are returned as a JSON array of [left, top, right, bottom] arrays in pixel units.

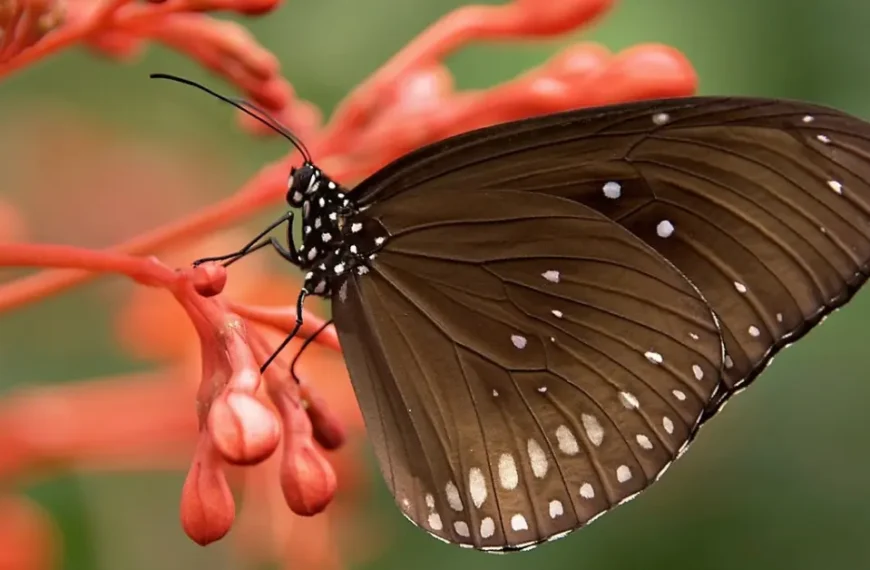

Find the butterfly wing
[[332, 187, 723, 550], [351, 97, 870, 415]]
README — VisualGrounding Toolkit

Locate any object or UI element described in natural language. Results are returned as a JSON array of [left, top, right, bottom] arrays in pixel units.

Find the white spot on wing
[[454, 521, 470, 537], [498, 453, 519, 490], [351, 223, 362, 233], [581, 414, 604, 446], [527, 439, 549, 478], [817, 134, 831, 143], [652, 112, 670, 125], [375, 236, 386, 245], [551, 309, 563, 318], [692, 364, 704, 381], [828, 180, 843, 194], [469, 468, 487, 507], [644, 351, 663, 364], [511, 334, 527, 349], [734, 281, 747, 293], [619, 391, 639, 409], [663, 416, 674, 434], [602, 181, 622, 199], [748, 325, 760, 337], [428, 513, 443, 530], [725, 354, 734, 369], [656, 220, 675, 238], [548, 500, 564, 519], [510, 514, 528, 531], [542, 270, 560, 283], [480, 517, 495, 538], [338, 280, 348, 302], [636, 434, 653, 449], [333, 263, 345, 275], [616, 465, 632, 482], [579, 483, 595, 499], [425, 494, 435, 508], [672, 389, 686, 401], [556, 425, 579, 455], [445, 482, 463, 511], [802, 115, 814, 123]]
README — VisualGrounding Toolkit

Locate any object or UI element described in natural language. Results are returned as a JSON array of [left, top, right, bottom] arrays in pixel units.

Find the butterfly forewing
[[333, 188, 723, 550], [350, 97, 870, 415]]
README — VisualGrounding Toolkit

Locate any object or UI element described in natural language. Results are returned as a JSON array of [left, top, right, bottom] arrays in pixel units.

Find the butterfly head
[[286, 162, 322, 207]]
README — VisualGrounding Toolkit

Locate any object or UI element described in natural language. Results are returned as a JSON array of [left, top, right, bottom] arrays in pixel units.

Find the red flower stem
[[94, 0, 137, 23], [0, 19, 96, 75], [323, 0, 612, 149], [0, 372, 197, 479], [229, 302, 341, 353], [0, 160, 287, 311], [0, 0, 250, 78], [0, 243, 176, 286]]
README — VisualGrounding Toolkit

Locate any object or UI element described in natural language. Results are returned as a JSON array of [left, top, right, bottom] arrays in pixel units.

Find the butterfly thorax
[[286, 162, 389, 297]]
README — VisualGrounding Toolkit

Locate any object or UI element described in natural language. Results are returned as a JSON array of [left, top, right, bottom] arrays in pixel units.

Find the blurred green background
[[2, 0, 870, 569]]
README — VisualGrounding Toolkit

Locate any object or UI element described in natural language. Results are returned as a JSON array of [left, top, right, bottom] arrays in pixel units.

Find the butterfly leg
[[289, 318, 334, 383], [268, 212, 302, 265], [193, 211, 298, 267], [260, 289, 308, 373]]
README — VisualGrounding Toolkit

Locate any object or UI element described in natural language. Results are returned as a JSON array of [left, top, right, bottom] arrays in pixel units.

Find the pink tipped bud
[[208, 392, 280, 465], [191, 262, 227, 297], [180, 438, 235, 546], [280, 440, 337, 516]]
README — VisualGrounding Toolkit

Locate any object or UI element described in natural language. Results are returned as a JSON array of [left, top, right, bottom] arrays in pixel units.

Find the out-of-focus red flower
[[0, 0, 698, 567], [0, 109, 223, 248], [0, 496, 58, 570]]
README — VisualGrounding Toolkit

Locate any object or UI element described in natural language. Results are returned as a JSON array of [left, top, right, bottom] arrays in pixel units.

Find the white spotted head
[[286, 162, 320, 207]]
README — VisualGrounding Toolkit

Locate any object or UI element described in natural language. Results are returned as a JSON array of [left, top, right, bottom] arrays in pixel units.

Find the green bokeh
[[2, 1, 869, 569]]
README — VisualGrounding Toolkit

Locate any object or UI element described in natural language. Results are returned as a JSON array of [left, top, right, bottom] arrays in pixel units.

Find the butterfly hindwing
[[332, 188, 723, 550]]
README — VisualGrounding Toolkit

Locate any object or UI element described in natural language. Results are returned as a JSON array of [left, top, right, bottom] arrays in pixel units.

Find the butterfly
[[153, 74, 870, 552]]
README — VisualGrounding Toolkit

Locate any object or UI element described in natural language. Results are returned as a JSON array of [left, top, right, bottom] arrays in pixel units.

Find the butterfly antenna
[[228, 97, 313, 162], [149, 73, 312, 163]]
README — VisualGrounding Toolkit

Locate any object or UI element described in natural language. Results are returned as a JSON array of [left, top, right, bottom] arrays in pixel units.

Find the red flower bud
[[180, 437, 235, 546], [280, 439, 337, 517], [269, 384, 337, 516], [191, 262, 227, 297], [208, 392, 280, 465], [302, 387, 346, 451]]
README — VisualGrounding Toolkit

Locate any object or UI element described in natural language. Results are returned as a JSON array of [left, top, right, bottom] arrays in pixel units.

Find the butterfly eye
[[285, 167, 304, 206]]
